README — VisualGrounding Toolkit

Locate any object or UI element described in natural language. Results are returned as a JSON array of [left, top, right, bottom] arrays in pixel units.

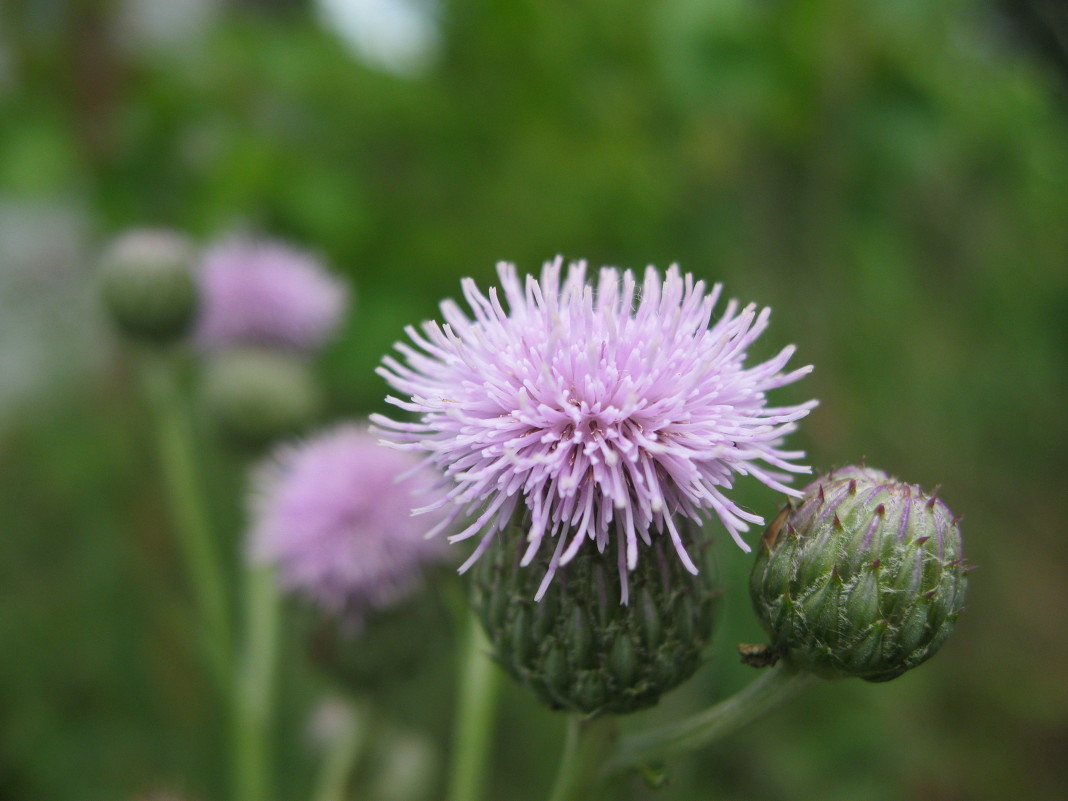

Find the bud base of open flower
[[307, 585, 450, 691], [750, 465, 968, 682], [471, 519, 720, 715]]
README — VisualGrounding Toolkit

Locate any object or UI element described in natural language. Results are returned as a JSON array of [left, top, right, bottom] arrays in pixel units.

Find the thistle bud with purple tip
[[749, 465, 969, 682]]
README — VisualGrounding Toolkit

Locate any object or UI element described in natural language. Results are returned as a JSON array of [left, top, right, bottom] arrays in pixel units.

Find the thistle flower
[[194, 237, 349, 353], [374, 258, 816, 601], [249, 424, 448, 623]]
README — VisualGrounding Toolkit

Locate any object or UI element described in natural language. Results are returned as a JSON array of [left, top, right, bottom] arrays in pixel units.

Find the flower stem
[[445, 613, 502, 801], [313, 696, 370, 801], [142, 349, 233, 686], [233, 562, 282, 801], [606, 663, 818, 775], [546, 714, 618, 801]]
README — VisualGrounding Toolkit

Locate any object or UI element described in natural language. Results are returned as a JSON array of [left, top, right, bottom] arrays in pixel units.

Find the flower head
[[249, 424, 448, 622], [195, 237, 349, 353], [373, 258, 817, 601]]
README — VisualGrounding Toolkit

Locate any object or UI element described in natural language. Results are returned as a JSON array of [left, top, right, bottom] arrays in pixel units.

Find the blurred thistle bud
[[99, 229, 197, 343], [309, 588, 451, 690], [194, 237, 349, 354], [250, 425, 452, 687], [201, 348, 322, 448], [471, 518, 720, 715], [749, 465, 969, 682]]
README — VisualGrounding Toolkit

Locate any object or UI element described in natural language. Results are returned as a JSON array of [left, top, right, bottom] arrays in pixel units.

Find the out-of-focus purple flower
[[373, 258, 817, 601], [250, 424, 448, 621], [194, 238, 349, 353]]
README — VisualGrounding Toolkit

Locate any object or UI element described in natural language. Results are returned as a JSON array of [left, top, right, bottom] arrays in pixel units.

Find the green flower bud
[[749, 465, 969, 682], [471, 519, 720, 714], [100, 229, 197, 343], [201, 348, 321, 448]]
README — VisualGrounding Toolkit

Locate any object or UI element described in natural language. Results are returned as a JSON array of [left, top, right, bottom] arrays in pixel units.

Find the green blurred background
[[2, 0, 1067, 799]]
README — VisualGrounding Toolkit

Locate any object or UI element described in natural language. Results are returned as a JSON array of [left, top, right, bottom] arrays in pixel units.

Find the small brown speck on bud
[[738, 642, 782, 668]]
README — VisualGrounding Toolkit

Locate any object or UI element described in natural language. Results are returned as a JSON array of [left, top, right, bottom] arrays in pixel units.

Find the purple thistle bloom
[[194, 237, 349, 353], [249, 424, 449, 621], [372, 258, 817, 601]]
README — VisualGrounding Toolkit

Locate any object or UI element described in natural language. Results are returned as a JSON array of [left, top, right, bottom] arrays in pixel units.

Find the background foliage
[[2, 0, 1067, 799]]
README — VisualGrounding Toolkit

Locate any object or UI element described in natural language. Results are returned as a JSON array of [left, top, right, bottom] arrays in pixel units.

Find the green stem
[[313, 696, 370, 801], [606, 663, 818, 774], [445, 613, 502, 801], [142, 349, 233, 686], [233, 562, 282, 801], [547, 714, 619, 801]]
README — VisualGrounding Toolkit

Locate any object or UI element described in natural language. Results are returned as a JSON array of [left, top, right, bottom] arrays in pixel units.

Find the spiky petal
[[374, 258, 816, 600]]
